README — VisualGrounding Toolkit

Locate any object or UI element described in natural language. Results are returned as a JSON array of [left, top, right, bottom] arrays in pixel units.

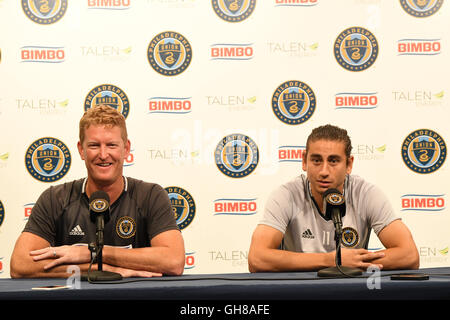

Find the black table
[[1, 267, 449, 300]]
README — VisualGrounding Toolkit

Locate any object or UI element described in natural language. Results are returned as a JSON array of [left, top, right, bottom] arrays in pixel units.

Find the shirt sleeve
[[259, 184, 293, 235], [146, 184, 180, 241], [364, 184, 400, 235], [23, 187, 57, 246]]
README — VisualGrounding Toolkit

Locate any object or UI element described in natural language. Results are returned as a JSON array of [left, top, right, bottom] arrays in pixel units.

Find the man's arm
[[248, 225, 334, 272], [10, 232, 86, 278], [102, 229, 185, 276], [10, 230, 184, 278], [369, 219, 419, 270], [248, 224, 386, 272]]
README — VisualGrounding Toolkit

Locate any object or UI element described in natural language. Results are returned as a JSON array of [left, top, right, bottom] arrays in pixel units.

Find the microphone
[[81, 191, 122, 282], [317, 188, 362, 278], [89, 190, 110, 251], [322, 188, 346, 236]]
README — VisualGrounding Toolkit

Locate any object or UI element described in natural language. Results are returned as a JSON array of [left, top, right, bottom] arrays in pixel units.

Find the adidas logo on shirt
[[302, 229, 315, 239], [69, 225, 85, 236]]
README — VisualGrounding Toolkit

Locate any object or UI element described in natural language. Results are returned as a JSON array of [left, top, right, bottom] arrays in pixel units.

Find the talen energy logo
[[401, 129, 446, 174], [214, 198, 257, 215], [22, 0, 68, 24], [20, 46, 65, 63], [401, 194, 445, 212], [25, 137, 71, 182]]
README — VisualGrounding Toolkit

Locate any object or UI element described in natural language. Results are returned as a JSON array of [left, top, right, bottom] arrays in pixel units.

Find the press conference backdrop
[[0, 0, 448, 278]]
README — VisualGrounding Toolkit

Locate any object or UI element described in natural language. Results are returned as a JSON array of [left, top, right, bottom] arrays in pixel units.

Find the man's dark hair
[[305, 124, 352, 162]]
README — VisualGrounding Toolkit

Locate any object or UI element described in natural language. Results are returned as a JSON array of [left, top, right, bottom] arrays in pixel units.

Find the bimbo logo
[[210, 43, 254, 60], [148, 97, 192, 114], [335, 92, 378, 109], [185, 252, 196, 270], [401, 194, 446, 212], [278, 146, 304, 162], [275, 0, 318, 6], [20, 46, 65, 63], [398, 39, 441, 55], [24, 203, 35, 220], [214, 198, 257, 215], [87, 0, 131, 9]]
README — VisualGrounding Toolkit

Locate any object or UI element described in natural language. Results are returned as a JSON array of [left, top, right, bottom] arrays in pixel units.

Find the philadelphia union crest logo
[[0, 200, 4, 228], [116, 216, 136, 239], [402, 129, 446, 174], [334, 27, 378, 71], [212, 0, 256, 22], [341, 227, 359, 248], [272, 80, 316, 125], [399, 0, 443, 17], [84, 84, 130, 119], [148, 31, 192, 76], [215, 134, 259, 178], [22, 0, 68, 24], [25, 137, 71, 182], [165, 186, 196, 230]]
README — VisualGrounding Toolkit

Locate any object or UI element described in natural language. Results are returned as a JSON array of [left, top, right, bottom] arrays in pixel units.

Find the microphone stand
[[81, 215, 122, 282], [317, 212, 362, 278]]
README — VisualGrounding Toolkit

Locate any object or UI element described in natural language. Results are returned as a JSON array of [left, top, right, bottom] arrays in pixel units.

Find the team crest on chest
[[341, 227, 359, 247], [116, 216, 136, 239]]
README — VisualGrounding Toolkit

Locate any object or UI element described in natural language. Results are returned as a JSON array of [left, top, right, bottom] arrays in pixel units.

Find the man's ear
[[77, 141, 85, 160], [302, 149, 307, 171]]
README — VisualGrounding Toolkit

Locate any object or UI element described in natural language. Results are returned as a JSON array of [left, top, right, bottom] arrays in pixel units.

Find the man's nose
[[319, 162, 330, 176], [99, 145, 108, 159]]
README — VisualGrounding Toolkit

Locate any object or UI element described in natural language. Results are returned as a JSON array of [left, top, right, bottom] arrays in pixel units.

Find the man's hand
[[30, 245, 91, 270], [340, 248, 385, 270]]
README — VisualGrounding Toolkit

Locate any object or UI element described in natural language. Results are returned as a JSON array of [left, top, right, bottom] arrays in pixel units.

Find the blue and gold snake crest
[[22, 0, 67, 24], [212, 0, 256, 22], [25, 137, 71, 182], [215, 134, 259, 178], [272, 80, 316, 125], [334, 27, 378, 72], [401, 129, 446, 174], [148, 31, 192, 76], [399, 0, 443, 18], [165, 186, 196, 230]]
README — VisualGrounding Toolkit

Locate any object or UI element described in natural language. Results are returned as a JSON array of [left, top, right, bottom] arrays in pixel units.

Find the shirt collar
[[81, 176, 128, 195]]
